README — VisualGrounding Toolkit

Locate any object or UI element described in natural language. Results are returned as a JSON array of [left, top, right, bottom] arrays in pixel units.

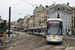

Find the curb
[[6, 33, 19, 38], [63, 38, 69, 47], [14, 33, 19, 35], [5, 40, 10, 43], [63, 37, 75, 40], [5, 33, 19, 43]]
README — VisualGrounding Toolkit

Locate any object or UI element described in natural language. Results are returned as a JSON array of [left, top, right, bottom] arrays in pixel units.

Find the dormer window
[[57, 13, 60, 18], [58, 7, 59, 10], [63, 7, 65, 10]]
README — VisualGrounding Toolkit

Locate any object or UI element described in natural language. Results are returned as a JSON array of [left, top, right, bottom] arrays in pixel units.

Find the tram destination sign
[[48, 21, 59, 24]]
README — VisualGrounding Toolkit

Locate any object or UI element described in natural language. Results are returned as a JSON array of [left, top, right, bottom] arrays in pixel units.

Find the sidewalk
[[63, 35, 75, 40], [5, 33, 19, 43], [63, 35, 75, 50]]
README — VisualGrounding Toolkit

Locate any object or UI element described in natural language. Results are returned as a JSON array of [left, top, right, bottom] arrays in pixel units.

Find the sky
[[0, 0, 75, 22]]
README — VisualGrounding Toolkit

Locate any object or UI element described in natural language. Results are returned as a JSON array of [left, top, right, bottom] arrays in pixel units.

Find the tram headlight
[[57, 39, 61, 41], [57, 36, 60, 38], [47, 36, 51, 38]]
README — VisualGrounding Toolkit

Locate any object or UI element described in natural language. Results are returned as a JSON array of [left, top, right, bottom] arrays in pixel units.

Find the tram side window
[[34, 29, 36, 32], [61, 25, 63, 35], [38, 29, 40, 32]]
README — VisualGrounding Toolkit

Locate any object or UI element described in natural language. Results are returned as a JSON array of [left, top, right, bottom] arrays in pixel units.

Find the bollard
[[3, 32, 6, 38], [31, 32, 32, 35]]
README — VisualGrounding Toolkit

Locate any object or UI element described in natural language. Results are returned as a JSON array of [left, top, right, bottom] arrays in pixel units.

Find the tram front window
[[47, 22, 62, 35]]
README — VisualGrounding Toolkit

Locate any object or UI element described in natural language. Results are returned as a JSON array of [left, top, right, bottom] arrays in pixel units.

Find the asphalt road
[[1, 31, 68, 50]]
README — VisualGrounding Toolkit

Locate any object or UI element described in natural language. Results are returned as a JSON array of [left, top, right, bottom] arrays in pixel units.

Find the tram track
[[2, 32, 70, 50], [6, 35, 31, 47], [45, 39, 69, 50], [12, 35, 69, 50], [4, 35, 45, 50], [63, 38, 69, 47]]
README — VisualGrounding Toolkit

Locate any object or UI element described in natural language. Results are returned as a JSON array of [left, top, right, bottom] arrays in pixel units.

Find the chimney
[[67, 2, 69, 6], [46, 5, 48, 8], [36, 6, 38, 8]]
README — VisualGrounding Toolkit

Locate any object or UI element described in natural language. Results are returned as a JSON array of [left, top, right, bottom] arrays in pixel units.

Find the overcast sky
[[0, 0, 75, 22]]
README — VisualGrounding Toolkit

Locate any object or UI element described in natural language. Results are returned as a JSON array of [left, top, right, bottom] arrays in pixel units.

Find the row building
[[47, 3, 71, 34], [16, 2, 75, 34]]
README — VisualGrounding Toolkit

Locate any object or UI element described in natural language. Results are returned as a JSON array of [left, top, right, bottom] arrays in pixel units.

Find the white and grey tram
[[27, 25, 47, 37], [46, 19, 63, 43]]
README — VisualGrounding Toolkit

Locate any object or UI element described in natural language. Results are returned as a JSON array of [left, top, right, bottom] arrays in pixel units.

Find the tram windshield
[[47, 21, 62, 35]]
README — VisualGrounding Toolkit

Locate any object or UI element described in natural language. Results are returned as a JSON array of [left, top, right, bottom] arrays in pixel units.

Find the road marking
[[65, 47, 75, 50], [53, 46, 65, 48], [36, 38, 44, 44], [9, 47, 12, 49], [14, 39, 19, 45], [5, 41, 10, 43], [17, 40, 19, 43], [14, 43, 16, 45]]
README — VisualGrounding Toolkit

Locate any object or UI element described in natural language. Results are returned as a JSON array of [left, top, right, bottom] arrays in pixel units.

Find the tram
[[27, 25, 47, 37], [46, 18, 63, 43]]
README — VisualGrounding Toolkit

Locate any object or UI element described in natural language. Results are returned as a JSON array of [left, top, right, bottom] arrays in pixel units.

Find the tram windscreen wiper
[[54, 28, 60, 35]]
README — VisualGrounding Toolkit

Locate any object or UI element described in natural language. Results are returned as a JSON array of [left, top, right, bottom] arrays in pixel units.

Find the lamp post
[[8, 6, 11, 37]]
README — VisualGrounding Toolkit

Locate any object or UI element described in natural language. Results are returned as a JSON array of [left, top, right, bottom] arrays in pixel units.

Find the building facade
[[33, 5, 44, 27], [11, 21, 17, 30], [23, 14, 31, 31], [16, 18, 24, 30], [47, 3, 71, 34], [29, 15, 34, 28], [71, 7, 75, 33], [33, 4, 47, 27]]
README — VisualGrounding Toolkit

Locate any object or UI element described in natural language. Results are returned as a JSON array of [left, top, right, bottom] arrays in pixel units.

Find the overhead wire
[[23, 0, 38, 8]]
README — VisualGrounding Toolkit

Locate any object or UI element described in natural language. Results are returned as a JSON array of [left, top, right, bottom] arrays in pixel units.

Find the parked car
[[20, 30, 25, 32], [6, 29, 13, 34]]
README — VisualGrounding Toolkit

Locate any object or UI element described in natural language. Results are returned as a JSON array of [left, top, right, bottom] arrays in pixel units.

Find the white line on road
[[14, 40, 19, 45], [14, 43, 17, 45], [36, 38, 44, 44], [53, 46, 65, 48], [9, 47, 12, 49], [17, 40, 19, 43], [30, 45, 33, 46]]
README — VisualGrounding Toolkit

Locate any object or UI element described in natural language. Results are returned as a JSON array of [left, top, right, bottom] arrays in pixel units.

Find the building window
[[74, 24, 75, 27], [49, 11, 50, 13], [68, 10, 70, 13], [72, 25, 73, 28], [72, 20, 73, 23], [53, 9, 54, 11], [74, 17, 75, 21], [58, 7, 59, 10], [72, 11, 73, 15], [63, 7, 65, 10], [74, 12, 75, 16], [72, 16, 73, 19], [57, 13, 60, 18]]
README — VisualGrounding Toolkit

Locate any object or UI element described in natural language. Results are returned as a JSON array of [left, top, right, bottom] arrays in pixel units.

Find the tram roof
[[47, 18, 62, 21], [28, 25, 47, 29]]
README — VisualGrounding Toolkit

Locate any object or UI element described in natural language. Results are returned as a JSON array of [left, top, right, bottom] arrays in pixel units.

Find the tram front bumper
[[47, 38, 62, 43]]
